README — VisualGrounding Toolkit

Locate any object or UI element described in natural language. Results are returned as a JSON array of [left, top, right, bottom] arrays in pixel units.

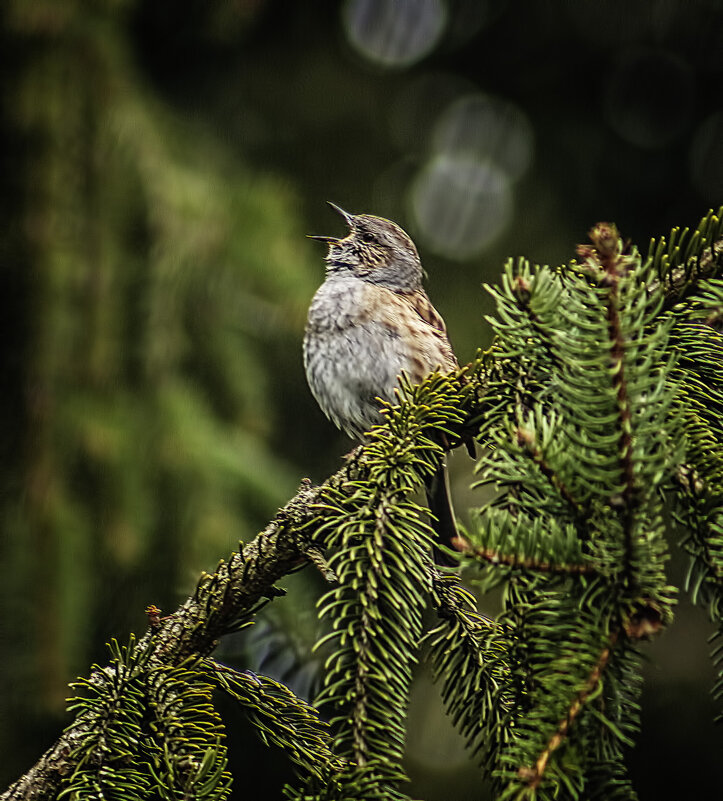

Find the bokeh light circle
[[342, 0, 447, 68], [604, 48, 695, 149], [411, 154, 512, 259], [390, 72, 476, 154], [432, 93, 534, 181]]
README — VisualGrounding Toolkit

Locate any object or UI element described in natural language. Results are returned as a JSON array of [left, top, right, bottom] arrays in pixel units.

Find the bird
[[303, 202, 462, 565]]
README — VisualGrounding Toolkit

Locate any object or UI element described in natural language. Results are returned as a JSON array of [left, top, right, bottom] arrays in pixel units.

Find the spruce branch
[[517, 631, 619, 792], [669, 276, 723, 494], [59, 636, 153, 801], [312, 368, 486, 793], [144, 661, 231, 801], [515, 426, 581, 514], [509, 271, 564, 371], [0, 473, 346, 800], [454, 534, 594, 575], [646, 206, 723, 309], [468, 218, 694, 797], [576, 223, 638, 583], [205, 661, 344, 781], [514, 601, 664, 796], [425, 572, 512, 767]]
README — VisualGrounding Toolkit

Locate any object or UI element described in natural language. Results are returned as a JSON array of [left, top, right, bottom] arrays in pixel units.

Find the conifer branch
[[205, 661, 344, 781], [515, 427, 581, 513], [641, 207, 722, 309], [577, 224, 638, 582], [517, 631, 619, 791], [658, 234, 723, 310], [425, 572, 511, 767], [0, 472, 350, 800], [351, 552, 375, 768], [454, 534, 593, 575], [429, 570, 496, 630], [510, 274, 563, 370]]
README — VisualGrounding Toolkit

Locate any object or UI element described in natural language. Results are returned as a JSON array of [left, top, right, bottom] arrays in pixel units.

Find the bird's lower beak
[[307, 235, 341, 244]]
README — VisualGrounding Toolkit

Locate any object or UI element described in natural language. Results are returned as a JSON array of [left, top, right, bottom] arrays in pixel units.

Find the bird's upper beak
[[326, 201, 354, 227], [307, 202, 354, 245]]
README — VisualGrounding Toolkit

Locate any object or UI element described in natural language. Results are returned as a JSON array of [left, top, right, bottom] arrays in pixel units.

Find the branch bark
[[656, 234, 723, 310]]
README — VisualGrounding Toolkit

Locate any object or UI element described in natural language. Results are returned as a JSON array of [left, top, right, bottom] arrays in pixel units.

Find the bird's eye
[[361, 231, 375, 243]]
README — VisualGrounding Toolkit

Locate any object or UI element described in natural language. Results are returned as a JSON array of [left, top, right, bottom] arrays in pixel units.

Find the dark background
[[1, 1, 721, 797]]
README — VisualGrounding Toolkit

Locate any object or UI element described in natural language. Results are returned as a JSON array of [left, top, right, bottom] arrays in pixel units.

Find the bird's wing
[[406, 290, 448, 332], [405, 290, 459, 370], [362, 286, 458, 379]]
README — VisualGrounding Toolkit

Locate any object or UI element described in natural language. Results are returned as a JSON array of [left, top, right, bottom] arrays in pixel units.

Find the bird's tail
[[424, 459, 459, 567]]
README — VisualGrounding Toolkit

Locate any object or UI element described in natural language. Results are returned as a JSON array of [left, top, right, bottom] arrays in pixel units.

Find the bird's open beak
[[326, 201, 354, 226], [308, 202, 354, 244]]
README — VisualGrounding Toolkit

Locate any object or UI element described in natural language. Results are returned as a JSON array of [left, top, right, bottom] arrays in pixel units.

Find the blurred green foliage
[[1, 0, 721, 797], [0, 0, 317, 778]]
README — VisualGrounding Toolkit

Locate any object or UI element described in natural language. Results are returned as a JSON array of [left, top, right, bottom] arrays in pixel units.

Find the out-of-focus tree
[[0, 0, 317, 779]]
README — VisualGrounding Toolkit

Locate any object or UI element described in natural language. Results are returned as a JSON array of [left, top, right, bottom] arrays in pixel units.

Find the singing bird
[[304, 203, 463, 564]]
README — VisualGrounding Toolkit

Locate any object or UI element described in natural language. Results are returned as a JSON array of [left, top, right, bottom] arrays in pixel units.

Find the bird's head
[[309, 203, 424, 292]]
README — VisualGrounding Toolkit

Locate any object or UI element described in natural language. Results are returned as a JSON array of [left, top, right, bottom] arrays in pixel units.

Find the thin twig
[[454, 535, 593, 575], [516, 427, 582, 513], [518, 631, 619, 789]]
